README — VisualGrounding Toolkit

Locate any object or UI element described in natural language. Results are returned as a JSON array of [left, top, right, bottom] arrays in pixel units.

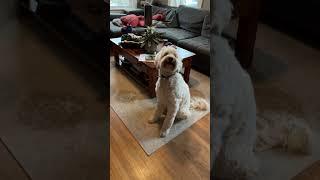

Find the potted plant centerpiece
[[140, 26, 163, 54]]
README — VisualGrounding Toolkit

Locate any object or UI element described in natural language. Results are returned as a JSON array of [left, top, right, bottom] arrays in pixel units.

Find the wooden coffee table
[[110, 37, 195, 97]]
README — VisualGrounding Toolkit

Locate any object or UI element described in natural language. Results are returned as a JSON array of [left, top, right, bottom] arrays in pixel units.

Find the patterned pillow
[[152, 5, 167, 16], [164, 9, 179, 28], [176, 5, 208, 34]]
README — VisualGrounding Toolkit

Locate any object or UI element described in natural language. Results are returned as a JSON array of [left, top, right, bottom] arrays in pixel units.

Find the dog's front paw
[[148, 117, 159, 124], [160, 129, 170, 138]]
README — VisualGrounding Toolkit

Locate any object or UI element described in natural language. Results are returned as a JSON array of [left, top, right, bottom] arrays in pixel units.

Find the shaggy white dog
[[211, 34, 259, 179], [149, 46, 191, 137], [149, 46, 208, 137]]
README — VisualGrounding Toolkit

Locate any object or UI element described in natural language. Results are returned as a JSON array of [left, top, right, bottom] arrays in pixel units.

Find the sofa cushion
[[201, 15, 210, 38], [110, 13, 126, 20], [165, 9, 179, 28], [155, 28, 198, 44], [176, 5, 209, 34], [177, 36, 209, 56]]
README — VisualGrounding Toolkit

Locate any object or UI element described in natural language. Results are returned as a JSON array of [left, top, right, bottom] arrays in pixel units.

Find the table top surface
[[110, 38, 195, 67]]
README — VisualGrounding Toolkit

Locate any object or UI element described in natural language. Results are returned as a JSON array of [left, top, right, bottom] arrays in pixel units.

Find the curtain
[[198, 0, 203, 8], [168, 0, 203, 8], [168, 0, 186, 7], [130, 0, 138, 8]]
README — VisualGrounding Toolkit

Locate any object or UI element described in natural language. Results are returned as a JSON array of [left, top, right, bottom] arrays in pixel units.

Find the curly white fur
[[211, 34, 259, 179], [149, 46, 191, 137], [150, 46, 208, 137], [212, 0, 233, 35]]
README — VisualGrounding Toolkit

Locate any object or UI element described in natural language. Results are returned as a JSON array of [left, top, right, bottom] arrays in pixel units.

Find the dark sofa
[[110, 5, 211, 75]]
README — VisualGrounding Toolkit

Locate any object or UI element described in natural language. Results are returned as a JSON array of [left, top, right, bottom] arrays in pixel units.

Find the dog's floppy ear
[[176, 57, 183, 72], [154, 47, 164, 69]]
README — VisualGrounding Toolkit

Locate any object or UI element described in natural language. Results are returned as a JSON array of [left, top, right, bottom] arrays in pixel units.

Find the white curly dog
[[211, 2, 259, 177], [149, 46, 191, 137], [211, 34, 259, 179], [149, 46, 207, 138]]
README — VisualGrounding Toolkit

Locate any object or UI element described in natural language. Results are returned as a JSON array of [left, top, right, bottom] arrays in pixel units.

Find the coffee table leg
[[147, 68, 158, 97], [183, 57, 192, 84], [113, 48, 120, 67]]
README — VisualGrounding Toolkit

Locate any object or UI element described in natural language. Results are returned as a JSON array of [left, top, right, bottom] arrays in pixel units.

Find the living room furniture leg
[[147, 67, 157, 97], [235, 0, 260, 69], [183, 57, 192, 84], [113, 48, 120, 67]]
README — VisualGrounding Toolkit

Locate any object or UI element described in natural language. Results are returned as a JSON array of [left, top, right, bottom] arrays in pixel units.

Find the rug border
[[110, 106, 209, 156]]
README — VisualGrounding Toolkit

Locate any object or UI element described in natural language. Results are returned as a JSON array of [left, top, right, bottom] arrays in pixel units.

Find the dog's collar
[[159, 71, 182, 79]]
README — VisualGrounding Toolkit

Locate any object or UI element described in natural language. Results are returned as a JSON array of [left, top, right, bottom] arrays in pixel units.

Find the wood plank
[[110, 108, 210, 180]]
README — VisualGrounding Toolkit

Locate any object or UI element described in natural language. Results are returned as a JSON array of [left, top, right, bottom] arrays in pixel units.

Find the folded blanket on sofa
[[112, 18, 170, 28], [112, 14, 166, 27]]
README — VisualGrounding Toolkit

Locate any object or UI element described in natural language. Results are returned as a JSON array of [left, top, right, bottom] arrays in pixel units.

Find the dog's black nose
[[168, 57, 174, 62]]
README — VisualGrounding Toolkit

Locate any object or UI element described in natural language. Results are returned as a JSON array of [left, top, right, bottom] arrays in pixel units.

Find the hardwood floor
[[110, 107, 210, 180]]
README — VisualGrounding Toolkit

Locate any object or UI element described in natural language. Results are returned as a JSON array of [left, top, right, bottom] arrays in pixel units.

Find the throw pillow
[[152, 5, 167, 16], [164, 9, 179, 28], [176, 5, 208, 34], [201, 15, 211, 38]]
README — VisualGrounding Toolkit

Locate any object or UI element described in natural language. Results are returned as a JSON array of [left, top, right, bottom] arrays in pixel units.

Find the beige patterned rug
[[110, 58, 210, 155]]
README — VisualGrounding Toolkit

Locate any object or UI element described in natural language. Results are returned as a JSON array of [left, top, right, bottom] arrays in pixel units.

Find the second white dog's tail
[[190, 97, 208, 111]]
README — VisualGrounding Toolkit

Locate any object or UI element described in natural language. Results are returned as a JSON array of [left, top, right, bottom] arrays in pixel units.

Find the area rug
[[110, 59, 210, 155]]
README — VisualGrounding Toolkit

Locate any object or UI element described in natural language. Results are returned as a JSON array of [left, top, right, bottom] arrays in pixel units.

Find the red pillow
[[120, 14, 140, 27], [152, 14, 165, 21], [138, 16, 145, 27]]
